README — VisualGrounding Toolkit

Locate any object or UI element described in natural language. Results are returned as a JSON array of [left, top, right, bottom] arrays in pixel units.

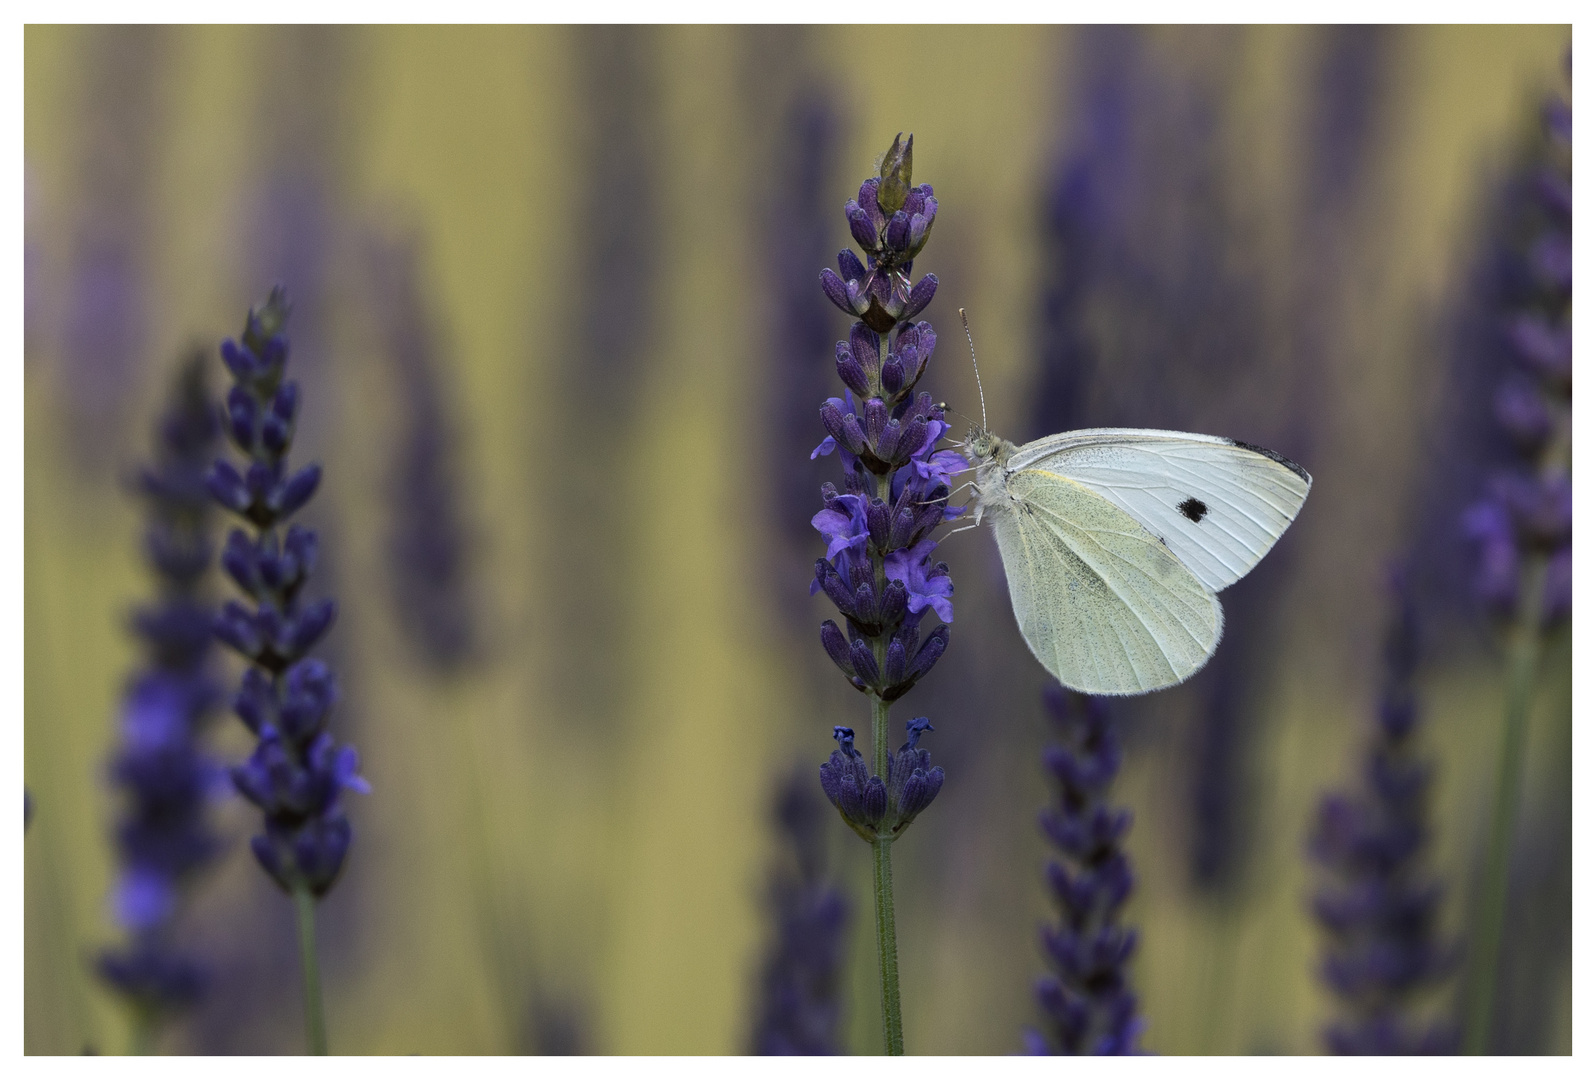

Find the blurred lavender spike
[[97, 351, 225, 1041], [1310, 568, 1458, 1055], [542, 25, 662, 739], [764, 89, 843, 591], [59, 27, 171, 448], [749, 769, 852, 1055], [1454, 81, 1571, 1055], [1024, 686, 1144, 1055], [363, 230, 478, 671]]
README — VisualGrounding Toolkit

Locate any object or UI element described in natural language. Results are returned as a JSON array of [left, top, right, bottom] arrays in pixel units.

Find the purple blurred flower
[[363, 231, 478, 671], [1024, 687, 1144, 1055], [97, 355, 224, 1019], [1310, 569, 1458, 1054], [749, 769, 852, 1055]]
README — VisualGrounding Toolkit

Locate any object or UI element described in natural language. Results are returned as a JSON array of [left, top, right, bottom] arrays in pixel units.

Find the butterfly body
[[965, 426, 1311, 696]]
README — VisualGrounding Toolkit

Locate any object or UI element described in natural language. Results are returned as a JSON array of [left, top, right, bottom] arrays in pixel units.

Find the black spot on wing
[[1229, 439, 1311, 483], [1178, 497, 1208, 523]]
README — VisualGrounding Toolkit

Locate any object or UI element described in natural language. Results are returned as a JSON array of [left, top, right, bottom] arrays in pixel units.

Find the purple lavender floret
[[749, 769, 852, 1055], [1024, 687, 1144, 1056], [1310, 569, 1459, 1054], [97, 355, 225, 1019], [209, 288, 366, 898]]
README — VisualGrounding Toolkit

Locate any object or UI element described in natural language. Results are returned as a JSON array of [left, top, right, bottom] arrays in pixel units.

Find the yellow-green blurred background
[[25, 24, 1571, 1055]]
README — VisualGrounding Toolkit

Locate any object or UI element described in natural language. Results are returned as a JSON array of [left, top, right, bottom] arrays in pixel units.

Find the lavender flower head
[[97, 355, 225, 1019], [750, 769, 852, 1055], [1025, 686, 1143, 1055], [811, 135, 960, 836], [207, 287, 368, 898], [1460, 91, 1571, 627], [1310, 569, 1458, 1054]]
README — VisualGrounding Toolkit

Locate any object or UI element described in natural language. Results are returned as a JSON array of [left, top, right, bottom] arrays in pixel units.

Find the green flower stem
[[871, 690, 905, 1056], [1462, 552, 1549, 1054], [128, 1008, 156, 1056], [292, 882, 329, 1055], [869, 466, 905, 1056]]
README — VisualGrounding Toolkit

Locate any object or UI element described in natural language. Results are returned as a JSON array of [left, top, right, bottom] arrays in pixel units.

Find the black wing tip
[[1228, 439, 1311, 484]]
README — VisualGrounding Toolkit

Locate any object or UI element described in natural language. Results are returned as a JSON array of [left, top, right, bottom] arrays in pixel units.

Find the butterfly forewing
[[1009, 429, 1311, 593], [993, 467, 1222, 695]]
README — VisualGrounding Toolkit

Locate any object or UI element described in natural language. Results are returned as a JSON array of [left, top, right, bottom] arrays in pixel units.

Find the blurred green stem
[[453, 689, 524, 1049], [128, 1009, 156, 1056], [1462, 553, 1548, 1054], [293, 882, 328, 1055], [870, 691, 904, 1056]]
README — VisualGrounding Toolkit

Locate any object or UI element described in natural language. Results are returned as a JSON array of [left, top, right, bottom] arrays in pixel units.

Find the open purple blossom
[[97, 355, 225, 1030], [209, 288, 367, 901], [1024, 686, 1144, 1056], [749, 768, 852, 1055], [1311, 568, 1458, 1054]]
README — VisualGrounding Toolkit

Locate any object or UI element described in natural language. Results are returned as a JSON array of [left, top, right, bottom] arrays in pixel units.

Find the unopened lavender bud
[[836, 343, 871, 397], [876, 418, 903, 462], [880, 357, 905, 395], [820, 268, 853, 315], [206, 461, 251, 513], [861, 776, 889, 825], [820, 620, 855, 676], [903, 277, 938, 322], [227, 386, 258, 450], [908, 625, 948, 680], [819, 401, 866, 456], [883, 638, 907, 686], [866, 498, 892, 549], [846, 201, 877, 250], [849, 638, 879, 685], [272, 465, 321, 518], [864, 397, 889, 446], [849, 324, 882, 375], [886, 210, 911, 252]]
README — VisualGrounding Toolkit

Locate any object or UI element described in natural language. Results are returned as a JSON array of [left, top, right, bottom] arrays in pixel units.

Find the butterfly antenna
[[959, 308, 987, 431], [935, 401, 979, 433]]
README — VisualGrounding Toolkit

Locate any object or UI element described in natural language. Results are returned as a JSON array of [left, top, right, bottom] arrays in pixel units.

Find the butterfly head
[[964, 428, 1014, 467]]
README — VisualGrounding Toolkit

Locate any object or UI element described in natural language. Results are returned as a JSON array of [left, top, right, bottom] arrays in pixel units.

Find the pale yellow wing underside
[[991, 468, 1223, 695]]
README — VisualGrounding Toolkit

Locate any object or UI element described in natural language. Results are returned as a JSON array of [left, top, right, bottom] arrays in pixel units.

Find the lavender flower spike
[[1459, 83, 1572, 1054], [1024, 686, 1144, 1055], [810, 135, 963, 1055], [1311, 568, 1458, 1055], [97, 354, 225, 1051], [209, 288, 364, 1054], [749, 769, 852, 1055]]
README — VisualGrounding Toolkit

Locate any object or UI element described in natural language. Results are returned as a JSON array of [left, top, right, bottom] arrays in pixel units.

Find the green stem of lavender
[[292, 882, 329, 1055], [128, 1008, 156, 1056], [1462, 552, 1548, 1054], [871, 689, 904, 1056], [868, 465, 905, 1056]]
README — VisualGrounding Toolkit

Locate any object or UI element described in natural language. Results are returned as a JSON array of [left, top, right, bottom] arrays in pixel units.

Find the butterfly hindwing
[[992, 467, 1223, 695], [1009, 429, 1312, 593]]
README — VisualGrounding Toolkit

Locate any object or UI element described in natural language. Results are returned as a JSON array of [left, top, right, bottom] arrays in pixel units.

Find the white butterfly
[[965, 424, 1311, 696]]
